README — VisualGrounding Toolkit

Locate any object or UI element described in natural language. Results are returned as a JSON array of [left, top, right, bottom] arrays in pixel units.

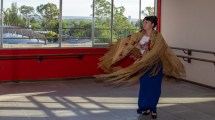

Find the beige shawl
[[94, 29, 185, 86]]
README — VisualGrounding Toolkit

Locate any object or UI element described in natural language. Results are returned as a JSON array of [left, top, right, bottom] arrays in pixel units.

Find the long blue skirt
[[137, 62, 163, 113]]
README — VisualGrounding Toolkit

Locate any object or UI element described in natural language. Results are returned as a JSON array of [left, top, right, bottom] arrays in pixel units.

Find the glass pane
[[141, 0, 155, 28], [113, 0, 140, 42], [3, 0, 59, 48], [93, 0, 111, 45], [61, 0, 93, 47]]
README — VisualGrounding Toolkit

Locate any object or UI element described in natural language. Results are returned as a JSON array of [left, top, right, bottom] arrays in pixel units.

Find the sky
[[4, 0, 154, 19]]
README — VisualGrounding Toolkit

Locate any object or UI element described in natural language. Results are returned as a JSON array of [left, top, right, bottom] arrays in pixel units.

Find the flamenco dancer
[[95, 16, 185, 119]]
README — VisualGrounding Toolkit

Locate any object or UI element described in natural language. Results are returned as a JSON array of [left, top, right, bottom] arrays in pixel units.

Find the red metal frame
[[157, 0, 162, 32]]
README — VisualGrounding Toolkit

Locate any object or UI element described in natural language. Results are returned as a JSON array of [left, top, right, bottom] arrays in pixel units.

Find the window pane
[[113, 0, 140, 42], [93, 0, 111, 45], [141, 0, 155, 28], [3, 0, 59, 48], [61, 0, 93, 47]]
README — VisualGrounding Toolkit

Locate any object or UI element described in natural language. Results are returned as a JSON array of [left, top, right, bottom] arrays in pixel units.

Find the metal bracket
[[77, 55, 84, 60], [182, 57, 191, 63], [38, 56, 43, 62], [183, 49, 192, 56]]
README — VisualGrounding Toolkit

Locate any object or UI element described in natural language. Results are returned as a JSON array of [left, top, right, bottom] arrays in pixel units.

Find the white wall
[[161, 0, 215, 87]]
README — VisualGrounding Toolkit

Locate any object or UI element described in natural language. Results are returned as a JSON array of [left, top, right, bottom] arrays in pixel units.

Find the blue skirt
[[137, 62, 163, 113]]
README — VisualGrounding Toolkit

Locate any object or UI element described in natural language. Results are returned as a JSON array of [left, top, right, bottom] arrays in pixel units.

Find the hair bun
[[153, 16, 158, 21], [143, 16, 158, 28]]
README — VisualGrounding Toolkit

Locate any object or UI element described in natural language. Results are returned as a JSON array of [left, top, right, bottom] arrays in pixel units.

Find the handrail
[[0, 53, 104, 62], [170, 47, 215, 56], [171, 47, 215, 66], [0, 47, 214, 66], [177, 55, 215, 65]]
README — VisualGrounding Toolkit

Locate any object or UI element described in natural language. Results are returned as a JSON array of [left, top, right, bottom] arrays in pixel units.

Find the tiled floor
[[0, 78, 214, 120]]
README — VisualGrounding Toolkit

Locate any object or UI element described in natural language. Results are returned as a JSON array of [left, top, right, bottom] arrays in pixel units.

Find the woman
[[95, 16, 185, 119], [137, 16, 163, 119]]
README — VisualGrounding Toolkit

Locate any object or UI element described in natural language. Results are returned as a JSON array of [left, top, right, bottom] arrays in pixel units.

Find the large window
[[2, 0, 60, 48], [0, 0, 156, 48]]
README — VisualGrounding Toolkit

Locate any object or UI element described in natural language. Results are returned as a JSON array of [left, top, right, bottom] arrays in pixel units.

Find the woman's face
[[143, 20, 154, 31]]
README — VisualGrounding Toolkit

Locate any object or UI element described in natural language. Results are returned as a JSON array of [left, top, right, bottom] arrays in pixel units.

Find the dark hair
[[143, 16, 158, 28]]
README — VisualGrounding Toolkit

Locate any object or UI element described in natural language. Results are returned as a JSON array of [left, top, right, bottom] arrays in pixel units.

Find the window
[[141, 0, 155, 28], [2, 0, 60, 48], [61, 0, 93, 47], [113, 0, 140, 42], [93, 0, 111, 46], [0, 0, 157, 48]]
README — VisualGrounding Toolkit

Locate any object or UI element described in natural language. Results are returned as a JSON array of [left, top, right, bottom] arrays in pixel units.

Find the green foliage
[[52, 20, 68, 34], [45, 31, 58, 42], [93, 0, 111, 20], [36, 3, 59, 20], [65, 20, 92, 39], [20, 5, 34, 27], [36, 3, 60, 28], [31, 22, 42, 30], [142, 6, 155, 16], [3, 2, 25, 26], [94, 25, 111, 43], [93, 0, 138, 43]]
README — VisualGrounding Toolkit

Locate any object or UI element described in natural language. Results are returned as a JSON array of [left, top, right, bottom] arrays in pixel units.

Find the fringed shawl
[[94, 29, 185, 86]]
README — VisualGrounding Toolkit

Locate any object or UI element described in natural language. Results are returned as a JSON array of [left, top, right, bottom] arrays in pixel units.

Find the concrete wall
[[161, 0, 215, 87]]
